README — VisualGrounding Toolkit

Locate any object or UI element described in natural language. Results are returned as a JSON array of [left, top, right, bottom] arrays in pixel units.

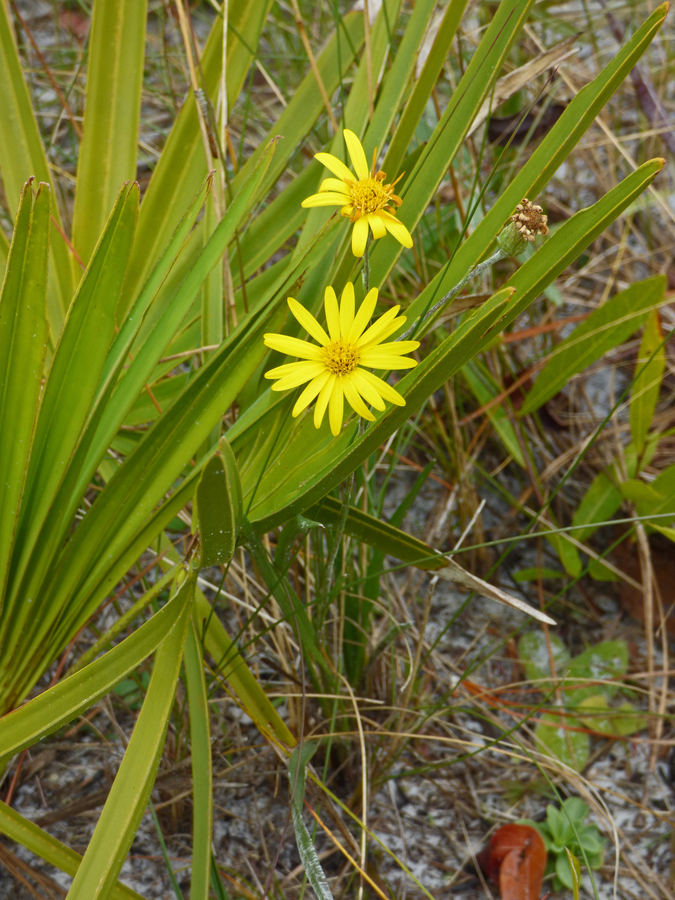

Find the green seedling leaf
[[635, 461, 675, 523], [536, 712, 589, 771], [521, 275, 665, 413], [566, 640, 628, 704], [651, 524, 675, 543], [576, 695, 646, 736], [620, 478, 664, 504], [630, 309, 666, 457], [66, 577, 192, 900], [572, 471, 622, 544], [195, 445, 243, 568], [565, 847, 582, 900], [519, 632, 571, 686], [0, 181, 49, 597], [588, 557, 620, 582]]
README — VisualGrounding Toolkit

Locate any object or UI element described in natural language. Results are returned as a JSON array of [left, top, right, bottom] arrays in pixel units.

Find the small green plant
[[519, 633, 646, 769], [521, 797, 605, 891]]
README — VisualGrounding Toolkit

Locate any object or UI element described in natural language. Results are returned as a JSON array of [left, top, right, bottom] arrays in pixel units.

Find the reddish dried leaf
[[478, 824, 547, 899]]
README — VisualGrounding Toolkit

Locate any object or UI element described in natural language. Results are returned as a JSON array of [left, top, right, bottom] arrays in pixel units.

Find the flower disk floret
[[301, 129, 413, 257], [263, 282, 420, 437]]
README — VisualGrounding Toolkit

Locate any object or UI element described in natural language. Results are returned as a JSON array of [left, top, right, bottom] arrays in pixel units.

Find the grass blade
[[0, 181, 49, 599], [65, 577, 193, 900], [71, 0, 147, 264]]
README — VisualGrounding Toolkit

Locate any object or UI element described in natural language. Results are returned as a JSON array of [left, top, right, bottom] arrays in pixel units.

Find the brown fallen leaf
[[477, 823, 547, 900]]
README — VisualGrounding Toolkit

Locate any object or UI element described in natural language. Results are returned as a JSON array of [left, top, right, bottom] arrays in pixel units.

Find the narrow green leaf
[[76, 142, 276, 502], [5, 184, 138, 625], [184, 618, 212, 900], [367, 0, 536, 289], [6, 301, 285, 692], [0, 581, 190, 761], [66, 578, 192, 900], [288, 743, 334, 900], [71, 0, 147, 263], [0, 3, 74, 332], [195, 447, 242, 568], [230, 11, 365, 201], [522, 276, 665, 413], [0, 800, 144, 900], [630, 309, 665, 455], [0, 181, 49, 598], [381, 0, 469, 177], [402, 4, 668, 333], [119, 1, 274, 317]]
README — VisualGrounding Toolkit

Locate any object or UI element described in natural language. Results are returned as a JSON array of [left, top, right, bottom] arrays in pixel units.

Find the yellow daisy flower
[[263, 282, 420, 437], [301, 129, 414, 258]]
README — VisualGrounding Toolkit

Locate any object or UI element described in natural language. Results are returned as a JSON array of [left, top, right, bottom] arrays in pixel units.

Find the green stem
[[399, 247, 506, 341], [362, 236, 371, 293]]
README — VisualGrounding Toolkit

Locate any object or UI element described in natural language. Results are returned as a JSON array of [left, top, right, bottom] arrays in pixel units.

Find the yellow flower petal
[[314, 151, 354, 182], [360, 316, 407, 348], [368, 214, 387, 239], [288, 297, 329, 345], [324, 286, 340, 341], [265, 360, 319, 380], [348, 287, 378, 344], [351, 216, 369, 257], [359, 353, 418, 370], [351, 369, 386, 410], [314, 374, 335, 429], [272, 361, 327, 390], [339, 281, 355, 337], [264, 333, 322, 360], [343, 129, 370, 180], [301, 192, 350, 208], [320, 178, 350, 194], [365, 339, 420, 355], [357, 369, 406, 406], [378, 210, 413, 248], [356, 305, 401, 348], [328, 378, 344, 436], [343, 376, 375, 421], [293, 370, 331, 417]]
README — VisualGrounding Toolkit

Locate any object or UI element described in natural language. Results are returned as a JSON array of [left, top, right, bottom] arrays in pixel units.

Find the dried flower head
[[509, 198, 549, 242]]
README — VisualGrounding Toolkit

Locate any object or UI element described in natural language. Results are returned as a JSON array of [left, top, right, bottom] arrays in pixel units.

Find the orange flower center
[[322, 340, 360, 376]]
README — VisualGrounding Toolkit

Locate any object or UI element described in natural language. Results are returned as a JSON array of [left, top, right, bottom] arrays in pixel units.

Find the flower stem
[[398, 248, 506, 341], [362, 237, 371, 293]]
